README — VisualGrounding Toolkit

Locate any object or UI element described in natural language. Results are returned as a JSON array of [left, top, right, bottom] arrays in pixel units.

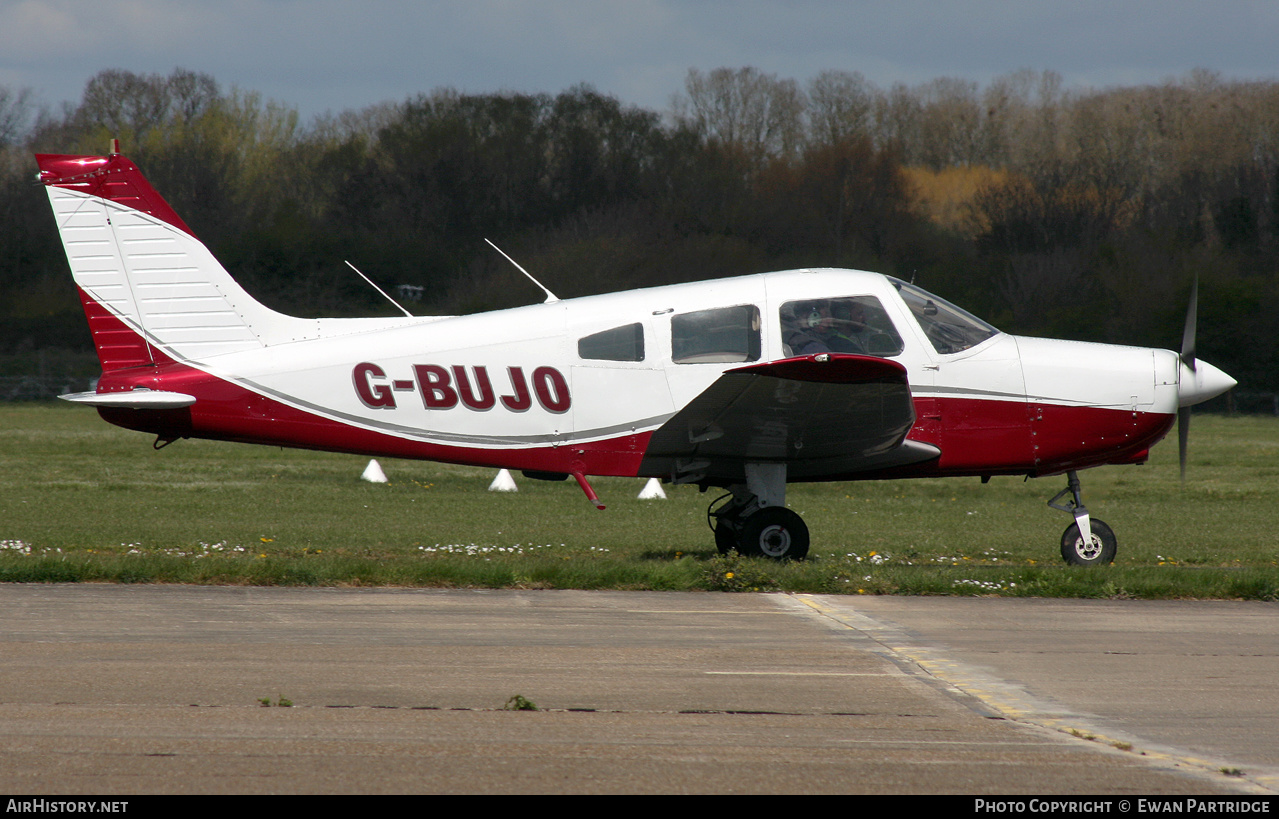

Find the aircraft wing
[[639, 354, 939, 484]]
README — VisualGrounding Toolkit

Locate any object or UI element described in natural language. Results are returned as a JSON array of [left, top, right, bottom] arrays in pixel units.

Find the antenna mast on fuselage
[[344, 261, 414, 317], [485, 239, 559, 304]]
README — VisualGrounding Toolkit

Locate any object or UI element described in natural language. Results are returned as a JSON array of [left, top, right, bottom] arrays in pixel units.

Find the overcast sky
[[3, 0, 1278, 122]]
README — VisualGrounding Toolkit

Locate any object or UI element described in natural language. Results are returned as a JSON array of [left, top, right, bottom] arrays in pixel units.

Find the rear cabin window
[[671, 305, 761, 364], [578, 323, 645, 362], [780, 296, 904, 357]]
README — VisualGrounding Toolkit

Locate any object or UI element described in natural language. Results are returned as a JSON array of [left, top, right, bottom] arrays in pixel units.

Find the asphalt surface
[[0, 584, 1275, 795]]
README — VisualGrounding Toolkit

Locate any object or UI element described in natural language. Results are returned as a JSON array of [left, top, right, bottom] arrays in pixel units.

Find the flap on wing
[[640, 354, 938, 483]]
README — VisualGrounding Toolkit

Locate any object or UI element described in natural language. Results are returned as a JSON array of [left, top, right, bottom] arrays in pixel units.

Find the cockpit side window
[[890, 278, 999, 355], [780, 296, 904, 357], [578, 323, 645, 362], [671, 304, 761, 364]]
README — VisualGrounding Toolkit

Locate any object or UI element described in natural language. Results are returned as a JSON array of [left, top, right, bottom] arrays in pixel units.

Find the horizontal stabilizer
[[60, 390, 197, 409]]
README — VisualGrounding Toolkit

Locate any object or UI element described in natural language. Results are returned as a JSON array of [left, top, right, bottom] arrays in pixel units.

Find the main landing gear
[[707, 464, 810, 561], [1048, 470, 1117, 566], [705, 466, 1115, 566]]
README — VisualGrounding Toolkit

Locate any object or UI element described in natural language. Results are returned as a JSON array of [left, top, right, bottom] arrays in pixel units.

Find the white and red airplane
[[36, 146, 1236, 564]]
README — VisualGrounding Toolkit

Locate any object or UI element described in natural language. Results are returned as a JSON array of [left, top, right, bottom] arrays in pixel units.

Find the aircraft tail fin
[[37, 148, 324, 372]]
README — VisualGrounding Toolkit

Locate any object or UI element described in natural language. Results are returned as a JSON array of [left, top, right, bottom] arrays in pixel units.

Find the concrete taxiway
[[0, 585, 1275, 795]]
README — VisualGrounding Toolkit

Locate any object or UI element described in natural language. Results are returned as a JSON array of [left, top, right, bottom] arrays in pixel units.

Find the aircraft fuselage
[[90, 268, 1182, 482]]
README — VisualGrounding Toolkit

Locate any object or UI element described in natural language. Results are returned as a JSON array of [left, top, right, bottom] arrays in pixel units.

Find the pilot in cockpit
[[784, 299, 868, 355]]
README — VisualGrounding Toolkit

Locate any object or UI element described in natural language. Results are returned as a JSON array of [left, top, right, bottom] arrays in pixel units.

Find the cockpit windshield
[[890, 278, 1000, 355]]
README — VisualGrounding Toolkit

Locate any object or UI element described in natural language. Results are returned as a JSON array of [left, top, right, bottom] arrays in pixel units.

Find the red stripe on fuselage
[[98, 360, 652, 477], [103, 374, 1171, 482], [1027, 401, 1174, 475], [902, 394, 1173, 478]]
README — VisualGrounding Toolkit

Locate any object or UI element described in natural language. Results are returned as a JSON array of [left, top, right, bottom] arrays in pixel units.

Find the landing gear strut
[[707, 464, 810, 561], [1048, 471, 1117, 566]]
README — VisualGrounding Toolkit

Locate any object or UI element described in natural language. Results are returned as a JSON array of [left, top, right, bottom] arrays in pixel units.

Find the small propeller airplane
[[36, 145, 1236, 564]]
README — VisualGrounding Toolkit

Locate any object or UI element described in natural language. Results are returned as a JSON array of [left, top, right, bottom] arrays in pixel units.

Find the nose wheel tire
[[1060, 519, 1117, 566], [738, 507, 810, 561]]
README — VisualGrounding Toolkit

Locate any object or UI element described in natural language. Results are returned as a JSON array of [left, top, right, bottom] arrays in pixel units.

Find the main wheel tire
[[1060, 518, 1117, 566], [738, 507, 809, 561], [714, 520, 738, 555]]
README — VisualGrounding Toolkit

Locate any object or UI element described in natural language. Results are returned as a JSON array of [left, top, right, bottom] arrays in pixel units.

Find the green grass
[[2, 402, 1277, 598]]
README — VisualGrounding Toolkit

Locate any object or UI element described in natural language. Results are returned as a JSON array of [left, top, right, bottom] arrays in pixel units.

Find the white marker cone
[[361, 459, 388, 483], [638, 477, 666, 499], [489, 469, 518, 492]]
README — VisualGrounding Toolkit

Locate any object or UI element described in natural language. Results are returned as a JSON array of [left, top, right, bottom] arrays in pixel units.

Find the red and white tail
[[37, 148, 354, 373]]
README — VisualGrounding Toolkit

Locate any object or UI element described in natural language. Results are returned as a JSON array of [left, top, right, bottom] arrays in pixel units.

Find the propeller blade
[[1174, 274, 1236, 482], [1180, 274, 1198, 371], [1178, 406, 1190, 483], [1179, 276, 1196, 484]]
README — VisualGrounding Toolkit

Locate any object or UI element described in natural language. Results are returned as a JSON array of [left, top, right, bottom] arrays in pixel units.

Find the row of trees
[[2, 67, 1277, 393]]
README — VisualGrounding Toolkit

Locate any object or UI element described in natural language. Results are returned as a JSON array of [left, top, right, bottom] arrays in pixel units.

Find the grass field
[[1, 402, 1276, 598]]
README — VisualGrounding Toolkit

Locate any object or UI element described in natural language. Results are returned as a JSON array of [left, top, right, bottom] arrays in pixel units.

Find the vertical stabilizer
[[37, 151, 306, 371]]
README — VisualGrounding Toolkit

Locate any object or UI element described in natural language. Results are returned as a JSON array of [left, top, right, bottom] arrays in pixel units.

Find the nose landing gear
[[1049, 471, 1117, 566]]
